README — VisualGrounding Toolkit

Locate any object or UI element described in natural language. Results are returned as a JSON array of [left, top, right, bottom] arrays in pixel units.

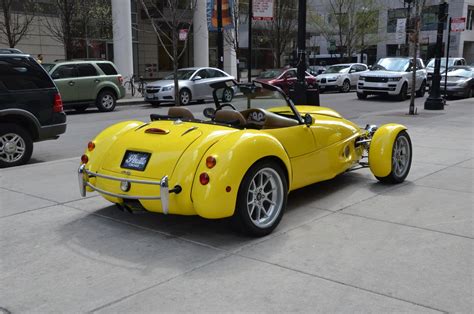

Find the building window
[[387, 8, 408, 33], [421, 4, 449, 31], [467, 6, 474, 30]]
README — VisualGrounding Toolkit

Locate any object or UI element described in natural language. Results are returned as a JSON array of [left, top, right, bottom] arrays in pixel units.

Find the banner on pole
[[207, 0, 234, 32], [395, 18, 406, 44], [451, 17, 466, 32], [179, 29, 188, 41], [253, 0, 274, 21]]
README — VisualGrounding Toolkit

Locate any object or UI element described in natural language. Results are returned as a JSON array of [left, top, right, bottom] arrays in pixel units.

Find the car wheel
[[356, 92, 367, 99], [74, 104, 89, 113], [396, 83, 408, 101], [0, 124, 33, 168], [376, 130, 412, 184], [179, 89, 192, 106], [341, 80, 351, 93], [466, 88, 473, 98], [232, 160, 288, 237], [96, 90, 116, 112], [222, 87, 234, 102], [416, 80, 426, 97]]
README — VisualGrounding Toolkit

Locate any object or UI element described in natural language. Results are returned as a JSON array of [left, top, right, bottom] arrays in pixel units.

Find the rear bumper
[[37, 122, 67, 142]]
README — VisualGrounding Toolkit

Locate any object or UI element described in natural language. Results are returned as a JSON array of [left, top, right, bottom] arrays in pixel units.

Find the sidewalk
[[0, 98, 472, 313]]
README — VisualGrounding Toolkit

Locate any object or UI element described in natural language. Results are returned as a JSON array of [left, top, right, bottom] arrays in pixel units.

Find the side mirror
[[368, 65, 373, 70], [203, 107, 216, 119], [304, 113, 313, 126], [193, 75, 202, 81]]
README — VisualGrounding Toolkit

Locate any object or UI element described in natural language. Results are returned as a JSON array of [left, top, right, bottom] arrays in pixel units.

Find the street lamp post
[[294, 0, 307, 105], [217, 0, 224, 70], [424, 1, 448, 110]]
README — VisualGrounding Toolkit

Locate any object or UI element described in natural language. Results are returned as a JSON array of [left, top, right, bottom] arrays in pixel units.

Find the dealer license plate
[[121, 151, 151, 171]]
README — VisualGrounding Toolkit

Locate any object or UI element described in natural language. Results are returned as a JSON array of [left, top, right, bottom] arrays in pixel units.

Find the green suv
[[43, 60, 125, 112]]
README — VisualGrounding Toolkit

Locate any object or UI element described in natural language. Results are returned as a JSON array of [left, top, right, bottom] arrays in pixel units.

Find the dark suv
[[0, 54, 67, 168]]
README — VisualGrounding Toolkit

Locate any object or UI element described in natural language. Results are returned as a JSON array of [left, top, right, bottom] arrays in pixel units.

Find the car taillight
[[118, 76, 123, 85], [87, 141, 95, 151], [81, 154, 89, 164], [53, 93, 63, 113], [199, 173, 210, 185], [206, 156, 216, 169]]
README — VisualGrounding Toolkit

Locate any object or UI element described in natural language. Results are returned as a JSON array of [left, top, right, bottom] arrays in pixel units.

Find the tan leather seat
[[168, 107, 195, 120], [262, 111, 299, 129], [214, 109, 246, 126]]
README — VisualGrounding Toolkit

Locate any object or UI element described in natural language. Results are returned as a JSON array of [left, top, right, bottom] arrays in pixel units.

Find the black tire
[[148, 101, 160, 107], [396, 83, 408, 101], [341, 80, 351, 93], [231, 160, 288, 237], [416, 80, 426, 97], [222, 87, 234, 102], [74, 104, 89, 113], [465, 88, 473, 98], [357, 92, 367, 99], [376, 130, 412, 184], [179, 89, 192, 106], [96, 90, 117, 112], [0, 124, 33, 168]]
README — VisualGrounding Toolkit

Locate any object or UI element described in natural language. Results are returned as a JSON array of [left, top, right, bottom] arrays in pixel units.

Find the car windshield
[[373, 58, 410, 72], [324, 65, 350, 73], [164, 69, 195, 80], [445, 68, 472, 78], [427, 59, 455, 68], [41, 63, 55, 72], [257, 69, 284, 79]]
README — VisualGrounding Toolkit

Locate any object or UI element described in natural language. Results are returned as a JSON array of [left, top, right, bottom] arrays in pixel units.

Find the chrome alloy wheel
[[392, 135, 411, 177], [0, 133, 26, 163], [180, 90, 190, 105], [246, 168, 284, 228], [223, 88, 233, 101], [101, 94, 114, 109], [342, 80, 350, 92]]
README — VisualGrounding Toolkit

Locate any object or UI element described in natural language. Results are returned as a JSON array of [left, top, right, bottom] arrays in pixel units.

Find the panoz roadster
[[78, 80, 412, 236]]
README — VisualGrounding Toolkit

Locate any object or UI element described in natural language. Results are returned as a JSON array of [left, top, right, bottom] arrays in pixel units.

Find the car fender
[[191, 131, 292, 219], [96, 81, 121, 99], [369, 123, 407, 177]]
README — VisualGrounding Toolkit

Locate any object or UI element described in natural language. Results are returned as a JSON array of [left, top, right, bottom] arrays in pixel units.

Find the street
[[1, 92, 473, 313]]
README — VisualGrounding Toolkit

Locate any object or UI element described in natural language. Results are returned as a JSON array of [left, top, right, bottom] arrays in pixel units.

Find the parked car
[[308, 65, 326, 76], [440, 66, 474, 98], [426, 57, 466, 88], [357, 57, 427, 101], [0, 53, 66, 168], [79, 79, 412, 237], [255, 68, 316, 95], [44, 60, 125, 112], [144, 67, 235, 106], [316, 63, 368, 93], [0, 48, 23, 54]]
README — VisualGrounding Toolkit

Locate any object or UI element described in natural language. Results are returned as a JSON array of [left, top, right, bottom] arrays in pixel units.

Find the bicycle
[[124, 75, 146, 97]]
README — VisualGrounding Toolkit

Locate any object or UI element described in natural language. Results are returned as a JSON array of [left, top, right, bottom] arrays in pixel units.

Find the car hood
[[101, 121, 237, 179], [316, 73, 344, 79], [146, 79, 183, 87], [362, 70, 406, 77]]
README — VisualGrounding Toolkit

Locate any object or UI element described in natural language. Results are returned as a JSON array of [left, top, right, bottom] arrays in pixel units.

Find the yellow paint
[[368, 124, 407, 177]]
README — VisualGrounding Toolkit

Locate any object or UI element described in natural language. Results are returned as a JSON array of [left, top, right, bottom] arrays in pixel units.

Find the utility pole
[[217, 0, 224, 70], [424, 1, 447, 110], [443, 17, 452, 99], [248, 0, 252, 82], [294, 0, 307, 105], [408, 0, 420, 115]]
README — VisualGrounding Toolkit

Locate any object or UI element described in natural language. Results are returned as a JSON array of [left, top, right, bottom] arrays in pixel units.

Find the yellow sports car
[[78, 80, 412, 236]]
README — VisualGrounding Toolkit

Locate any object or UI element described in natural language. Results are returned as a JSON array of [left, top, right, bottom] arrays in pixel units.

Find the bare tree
[[255, 0, 297, 68], [140, 0, 196, 106], [310, 0, 380, 62], [223, 0, 243, 80], [0, 0, 35, 48]]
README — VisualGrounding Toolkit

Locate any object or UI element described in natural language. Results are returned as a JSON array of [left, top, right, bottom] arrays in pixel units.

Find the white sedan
[[316, 63, 369, 93]]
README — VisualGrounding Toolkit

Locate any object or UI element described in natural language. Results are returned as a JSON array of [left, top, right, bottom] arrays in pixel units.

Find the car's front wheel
[[376, 130, 412, 184], [96, 90, 116, 112], [222, 87, 234, 102], [179, 89, 192, 106], [396, 83, 408, 101], [232, 160, 287, 237], [341, 79, 351, 93], [416, 80, 426, 97], [0, 124, 33, 168]]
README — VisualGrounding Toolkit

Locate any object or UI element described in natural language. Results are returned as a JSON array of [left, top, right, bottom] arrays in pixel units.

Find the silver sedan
[[144, 67, 235, 106]]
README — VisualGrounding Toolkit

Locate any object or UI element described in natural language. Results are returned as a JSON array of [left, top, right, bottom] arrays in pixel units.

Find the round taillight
[[226, 186, 231, 192], [88, 141, 95, 151], [81, 154, 89, 164], [199, 173, 210, 185], [206, 156, 216, 169]]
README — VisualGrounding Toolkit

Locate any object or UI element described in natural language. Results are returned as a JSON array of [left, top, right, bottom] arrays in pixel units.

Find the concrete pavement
[[0, 98, 472, 313]]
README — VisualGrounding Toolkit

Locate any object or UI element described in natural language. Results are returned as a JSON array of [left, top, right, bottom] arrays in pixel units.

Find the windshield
[[446, 68, 472, 78], [164, 69, 195, 80], [427, 59, 455, 68], [257, 69, 284, 79], [324, 65, 350, 74], [373, 58, 410, 72]]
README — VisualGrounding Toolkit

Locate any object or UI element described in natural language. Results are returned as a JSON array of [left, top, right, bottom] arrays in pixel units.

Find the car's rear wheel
[[74, 104, 89, 113], [232, 160, 287, 237], [179, 89, 192, 106], [222, 87, 234, 102], [376, 131, 412, 184], [96, 90, 116, 112], [416, 80, 426, 97], [397, 83, 408, 101], [0, 124, 33, 168], [357, 92, 367, 99], [341, 80, 351, 93]]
